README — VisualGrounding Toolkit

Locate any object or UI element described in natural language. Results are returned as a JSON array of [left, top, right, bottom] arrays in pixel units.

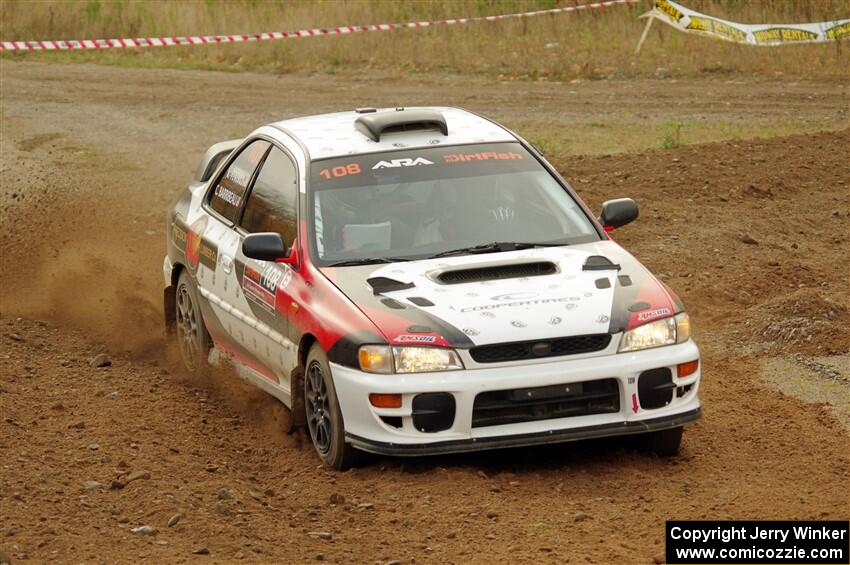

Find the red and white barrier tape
[[0, 0, 639, 51]]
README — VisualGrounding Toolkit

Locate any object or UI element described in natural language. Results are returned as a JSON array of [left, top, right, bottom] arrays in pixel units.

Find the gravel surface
[[0, 62, 847, 564]]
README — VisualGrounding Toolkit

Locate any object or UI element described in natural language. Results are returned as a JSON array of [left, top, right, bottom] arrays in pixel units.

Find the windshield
[[309, 142, 600, 266]]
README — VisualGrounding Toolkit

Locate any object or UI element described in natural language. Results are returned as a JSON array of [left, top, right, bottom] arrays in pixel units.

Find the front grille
[[469, 334, 611, 363], [472, 378, 619, 428], [437, 262, 556, 285]]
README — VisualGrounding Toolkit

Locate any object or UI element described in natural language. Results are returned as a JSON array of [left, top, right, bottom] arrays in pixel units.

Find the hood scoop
[[367, 276, 415, 295], [582, 255, 620, 271], [435, 261, 558, 285]]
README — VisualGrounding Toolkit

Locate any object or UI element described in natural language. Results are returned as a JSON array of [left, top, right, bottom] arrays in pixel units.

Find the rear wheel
[[304, 343, 362, 470], [174, 270, 211, 377], [645, 426, 683, 457]]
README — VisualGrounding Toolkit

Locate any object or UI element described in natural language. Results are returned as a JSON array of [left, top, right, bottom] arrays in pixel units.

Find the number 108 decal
[[319, 163, 361, 179]]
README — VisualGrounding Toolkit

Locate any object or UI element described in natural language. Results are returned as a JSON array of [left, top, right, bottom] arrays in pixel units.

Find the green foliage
[[660, 121, 685, 150], [528, 138, 553, 155], [83, 0, 101, 20]]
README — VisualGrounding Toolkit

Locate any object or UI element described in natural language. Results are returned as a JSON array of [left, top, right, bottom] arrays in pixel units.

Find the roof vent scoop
[[355, 109, 448, 142]]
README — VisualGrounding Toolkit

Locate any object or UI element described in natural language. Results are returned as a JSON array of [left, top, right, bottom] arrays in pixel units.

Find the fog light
[[677, 359, 699, 378], [369, 393, 402, 409]]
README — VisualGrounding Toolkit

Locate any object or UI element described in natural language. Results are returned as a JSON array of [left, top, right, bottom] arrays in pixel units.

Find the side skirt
[[209, 347, 292, 407]]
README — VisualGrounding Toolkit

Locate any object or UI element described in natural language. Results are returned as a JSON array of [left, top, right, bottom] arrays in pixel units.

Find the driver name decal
[[214, 184, 243, 207]]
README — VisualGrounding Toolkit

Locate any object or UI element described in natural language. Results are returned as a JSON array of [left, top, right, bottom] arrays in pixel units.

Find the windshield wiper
[[428, 241, 566, 259], [325, 257, 412, 267]]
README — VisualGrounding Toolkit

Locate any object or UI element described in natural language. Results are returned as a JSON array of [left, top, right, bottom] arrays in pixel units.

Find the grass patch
[[510, 117, 842, 156], [1, 0, 848, 81], [660, 121, 685, 150]]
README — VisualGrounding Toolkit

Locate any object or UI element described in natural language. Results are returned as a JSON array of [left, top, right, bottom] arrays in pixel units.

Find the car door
[[200, 139, 271, 367], [234, 145, 300, 382]]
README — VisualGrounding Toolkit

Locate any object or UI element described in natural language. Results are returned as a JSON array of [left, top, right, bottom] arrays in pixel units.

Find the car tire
[[174, 270, 211, 377], [645, 426, 683, 457], [304, 342, 363, 470]]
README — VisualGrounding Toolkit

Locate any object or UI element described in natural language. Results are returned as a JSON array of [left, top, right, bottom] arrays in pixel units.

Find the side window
[[240, 147, 298, 245], [209, 140, 270, 223]]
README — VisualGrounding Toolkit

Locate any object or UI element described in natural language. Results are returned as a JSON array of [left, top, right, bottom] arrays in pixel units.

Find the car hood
[[320, 240, 682, 349]]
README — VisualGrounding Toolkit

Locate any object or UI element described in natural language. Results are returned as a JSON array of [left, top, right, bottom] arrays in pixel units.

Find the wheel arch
[[163, 261, 187, 333], [288, 332, 319, 427], [298, 333, 319, 369]]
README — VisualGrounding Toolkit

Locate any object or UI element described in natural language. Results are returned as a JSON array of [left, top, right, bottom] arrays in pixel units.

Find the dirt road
[[1, 62, 848, 564]]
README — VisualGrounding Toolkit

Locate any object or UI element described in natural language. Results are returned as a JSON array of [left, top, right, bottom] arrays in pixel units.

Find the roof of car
[[269, 107, 517, 161]]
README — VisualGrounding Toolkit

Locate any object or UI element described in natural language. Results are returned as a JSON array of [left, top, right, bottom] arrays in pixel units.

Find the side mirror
[[599, 198, 639, 231], [242, 233, 291, 262]]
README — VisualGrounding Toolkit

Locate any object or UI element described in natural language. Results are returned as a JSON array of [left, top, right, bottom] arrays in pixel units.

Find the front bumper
[[162, 255, 174, 288], [331, 339, 701, 456], [348, 408, 701, 456]]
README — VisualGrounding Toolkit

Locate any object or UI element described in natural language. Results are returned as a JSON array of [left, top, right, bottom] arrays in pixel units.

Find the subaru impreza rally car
[[164, 107, 701, 469]]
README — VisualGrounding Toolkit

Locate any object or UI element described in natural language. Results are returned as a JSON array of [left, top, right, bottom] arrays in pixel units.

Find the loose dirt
[[1, 62, 848, 564]]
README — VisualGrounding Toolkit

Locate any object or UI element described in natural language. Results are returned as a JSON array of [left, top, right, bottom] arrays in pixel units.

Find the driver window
[[209, 140, 270, 223], [240, 147, 298, 246]]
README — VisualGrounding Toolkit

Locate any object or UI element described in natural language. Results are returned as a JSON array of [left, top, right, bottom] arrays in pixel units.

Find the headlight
[[619, 312, 691, 352], [675, 312, 691, 343], [358, 345, 394, 374], [393, 346, 463, 373], [358, 345, 464, 374]]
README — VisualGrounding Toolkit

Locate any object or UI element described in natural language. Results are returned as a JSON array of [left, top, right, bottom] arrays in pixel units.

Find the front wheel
[[644, 426, 683, 457], [174, 270, 211, 377], [304, 343, 363, 470]]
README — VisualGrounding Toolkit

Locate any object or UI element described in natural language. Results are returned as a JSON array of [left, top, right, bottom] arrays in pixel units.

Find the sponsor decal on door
[[242, 264, 287, 312]]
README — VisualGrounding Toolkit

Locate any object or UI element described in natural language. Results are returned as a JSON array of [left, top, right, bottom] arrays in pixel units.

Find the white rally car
[[164, 107, 701, 469]]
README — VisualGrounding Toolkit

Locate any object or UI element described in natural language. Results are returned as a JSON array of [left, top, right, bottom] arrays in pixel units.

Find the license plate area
[[472, 378, 619, 428], [510, 382, 584, 401]]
